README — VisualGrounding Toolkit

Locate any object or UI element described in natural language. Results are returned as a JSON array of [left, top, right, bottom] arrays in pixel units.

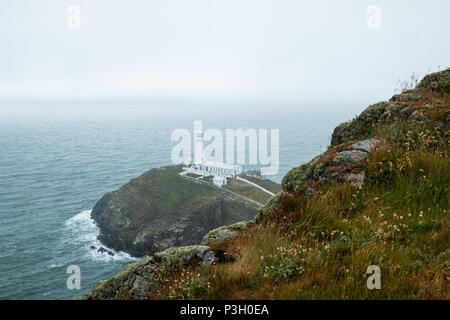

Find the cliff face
[[91, 165, 259, 257]]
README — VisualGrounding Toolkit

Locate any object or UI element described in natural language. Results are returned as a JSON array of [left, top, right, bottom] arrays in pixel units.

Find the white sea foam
[[64, 210, 138, 263]]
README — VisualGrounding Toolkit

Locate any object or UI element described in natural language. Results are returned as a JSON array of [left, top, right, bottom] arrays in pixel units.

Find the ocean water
[[0, 98, 364, 299]]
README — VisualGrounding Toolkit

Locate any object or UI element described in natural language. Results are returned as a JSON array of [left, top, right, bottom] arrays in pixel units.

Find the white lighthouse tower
[[194, 120, 203, 165]]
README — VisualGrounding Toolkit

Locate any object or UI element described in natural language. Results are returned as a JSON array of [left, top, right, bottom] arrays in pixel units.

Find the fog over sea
[[0, 98, 365, 299]]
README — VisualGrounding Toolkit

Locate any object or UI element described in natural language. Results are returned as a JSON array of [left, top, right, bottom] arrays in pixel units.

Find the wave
[[64, 210, 138, 263]]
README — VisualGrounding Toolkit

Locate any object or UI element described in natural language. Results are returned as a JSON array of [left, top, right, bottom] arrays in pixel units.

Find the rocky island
[[91, 164, 280, 257], [82, 68, 449, 300]]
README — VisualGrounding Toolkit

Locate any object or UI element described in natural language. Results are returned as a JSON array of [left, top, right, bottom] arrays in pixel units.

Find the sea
[[0, 97, 367, 299]]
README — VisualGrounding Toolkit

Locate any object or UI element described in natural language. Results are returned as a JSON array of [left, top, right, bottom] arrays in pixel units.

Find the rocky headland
[[91, 165, 270, 257], [82, 68, 449, 300]]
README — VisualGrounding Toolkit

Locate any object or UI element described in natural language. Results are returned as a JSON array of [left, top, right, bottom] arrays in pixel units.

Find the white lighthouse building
[[181, 120, 243, 187], [194, 120, 204, 165]]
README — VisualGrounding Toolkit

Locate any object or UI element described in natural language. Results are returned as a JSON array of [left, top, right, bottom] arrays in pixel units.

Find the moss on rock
[[85, 257, 156, 300], [201, 221, 252, 244], [83, 245, 217, 300], [331, 69, 450, 146], [154, 245, 212, 266], [281, 155, 323, 193], [331, 102, 389, 146], [281, 139, 382, 194], [416, 68, 450, 94], [254, 191, 286, 223]]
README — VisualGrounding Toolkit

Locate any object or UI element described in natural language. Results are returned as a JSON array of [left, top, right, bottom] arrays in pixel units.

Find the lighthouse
[[194, 120, 203, 165]]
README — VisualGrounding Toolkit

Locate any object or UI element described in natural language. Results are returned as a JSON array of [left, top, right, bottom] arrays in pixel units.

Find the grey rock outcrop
[[81, 244, 218, 300], [201, 220, 252, 244], [282, 138, 382, 193], [330, 69, 450, 146]]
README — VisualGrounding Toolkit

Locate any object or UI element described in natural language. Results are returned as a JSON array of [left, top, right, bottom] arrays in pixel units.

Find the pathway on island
[[235, 177, 275, 196], [179, 172, 263, 207], [179, 168, 275, 198]]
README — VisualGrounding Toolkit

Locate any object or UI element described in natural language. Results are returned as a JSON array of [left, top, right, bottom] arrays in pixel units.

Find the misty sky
[[0, 0, 449, 100]]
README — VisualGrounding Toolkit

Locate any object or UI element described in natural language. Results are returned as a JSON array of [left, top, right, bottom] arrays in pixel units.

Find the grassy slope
[[225, 178, 273, 204]]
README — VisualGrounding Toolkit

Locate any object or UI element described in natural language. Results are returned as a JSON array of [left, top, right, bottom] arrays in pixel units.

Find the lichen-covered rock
[[282, 139, 381, 193], [84, 256, 156, 300], [331, 68, 450, 146], [281, 155, 323, 194], [350, 139, 379, 152], [390, 92, 423, 102], [154, 245, 213, 266], [83, 245, 218, 300], [416, 68, 450, 94], [410, 110, 430, 124], [346, 172, 366, 188], [254, 191, 286, 223], [332, 150, 368, 165], [201, 221, 252, 244], [305, 187, 315, 196], [331, 102, 390, 146]]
